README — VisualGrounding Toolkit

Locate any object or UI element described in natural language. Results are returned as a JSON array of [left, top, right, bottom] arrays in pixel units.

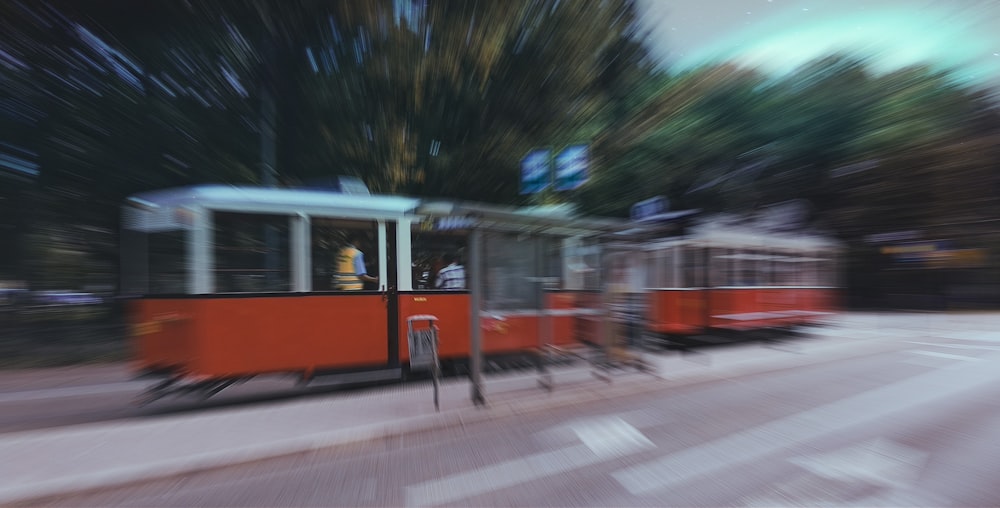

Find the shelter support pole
[[596, 245, 614, 382], [469, 228, 486, 406]]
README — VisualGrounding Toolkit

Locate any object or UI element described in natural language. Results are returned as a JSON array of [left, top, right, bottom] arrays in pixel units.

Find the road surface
[[28, 315, 1000, 506]]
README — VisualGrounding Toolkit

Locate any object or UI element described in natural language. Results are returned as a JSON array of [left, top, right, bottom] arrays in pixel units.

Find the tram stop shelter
[[416, 200, 656, 406]]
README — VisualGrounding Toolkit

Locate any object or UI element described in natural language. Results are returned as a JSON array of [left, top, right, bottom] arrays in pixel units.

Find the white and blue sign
[[435, 216, 476, 231], [520, 149, 552, 195], [631, 196, 669, 221], [554, 144, 588, 191]]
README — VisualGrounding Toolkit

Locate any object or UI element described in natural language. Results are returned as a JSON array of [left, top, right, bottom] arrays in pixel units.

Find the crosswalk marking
[[573, 416, 656, 459], [905, 341, 1000, 351], [611, 350, 1000, 496], [906, 350, 982, 362], [404, 416, 654, 507], [404, 444, 601, 507]]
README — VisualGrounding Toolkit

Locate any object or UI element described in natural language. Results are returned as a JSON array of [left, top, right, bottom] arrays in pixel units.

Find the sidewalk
[[0, 320, 906, 505]]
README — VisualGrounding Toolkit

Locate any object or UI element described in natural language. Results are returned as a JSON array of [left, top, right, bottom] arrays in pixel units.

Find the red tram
[[121, 183, 617, 401], [611, 213, 840, 347], [121, 184, 839, 401]]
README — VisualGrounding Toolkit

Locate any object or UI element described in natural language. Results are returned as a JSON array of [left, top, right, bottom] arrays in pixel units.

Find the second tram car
[[619, 213, 840, 346]]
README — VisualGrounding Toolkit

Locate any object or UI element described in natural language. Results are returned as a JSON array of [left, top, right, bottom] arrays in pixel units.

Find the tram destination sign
[[418, 216, 476, 231], [631, 196, 669, 221]]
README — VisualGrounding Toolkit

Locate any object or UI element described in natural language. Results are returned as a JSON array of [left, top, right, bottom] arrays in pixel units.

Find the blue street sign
[[520, 149, 552, 195], [630, 196, 669, 221], [554, 144, 588, 191]]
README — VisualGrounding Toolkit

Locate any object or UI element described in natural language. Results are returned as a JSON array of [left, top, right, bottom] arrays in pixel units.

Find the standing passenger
[[435, 253, 466, 290], [335, 233, 378, 290]]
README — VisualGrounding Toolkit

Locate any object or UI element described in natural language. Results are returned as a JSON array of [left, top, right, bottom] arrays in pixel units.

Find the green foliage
[[574, 53, 1000, 250], [2, 0, 999, 303], [0, 0, 655, 289]]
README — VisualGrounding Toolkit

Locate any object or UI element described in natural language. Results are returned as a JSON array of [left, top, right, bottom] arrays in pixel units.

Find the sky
[[637, 0, 1000, 86]]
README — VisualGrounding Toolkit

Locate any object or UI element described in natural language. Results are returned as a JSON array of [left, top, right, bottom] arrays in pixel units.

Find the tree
[[0, 0, 660, 289]]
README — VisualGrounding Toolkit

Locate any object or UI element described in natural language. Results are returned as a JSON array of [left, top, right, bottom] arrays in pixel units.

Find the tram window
[[802, 257, 817, 286], [759, 251, 773, 286], [773, 255, 795, 286], [682, 246, 704, 288], [311, 219, 379, 291], [817, 258, 832, 287], [484, 232, 542, 309], [148, 231, 186, 294], [544, 237, 562, 287], [710, 249, 729, 287], [660, 247, 680, 288], [739, 251, 757, 286], [645, 251, 656, 288], [214, 213, 291, 293], [727, 251, 739, 286], [797, 258, 808, 286], [654, 248, 676, 288], [581, 238, 601, 291], [410, 228, 468, 290], [121, 229, 185, 295], [120, 228, 147, 295], [561, 236, 600, 291]]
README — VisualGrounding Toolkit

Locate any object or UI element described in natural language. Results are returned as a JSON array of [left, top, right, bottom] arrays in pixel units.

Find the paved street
[[28, 314, 1000, 507]]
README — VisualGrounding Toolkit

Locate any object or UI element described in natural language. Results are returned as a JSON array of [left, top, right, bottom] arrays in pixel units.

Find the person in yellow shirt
[[334, 233, 378, 290]]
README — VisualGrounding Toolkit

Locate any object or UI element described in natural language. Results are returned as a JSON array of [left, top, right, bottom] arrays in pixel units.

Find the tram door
[[309, 218, 395, 370], [402, 225, 470, 363], [384, 221, 400, 367]]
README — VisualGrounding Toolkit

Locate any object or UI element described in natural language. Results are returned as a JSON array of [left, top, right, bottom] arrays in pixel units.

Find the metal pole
[[537, 236, 552, 391], [536, 236, 552, 391], [469, 227, 486, 406]]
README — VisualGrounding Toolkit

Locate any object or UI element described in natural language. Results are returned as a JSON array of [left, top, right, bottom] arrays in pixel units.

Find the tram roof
[[124, 185, 625, 235], [609, 209, 839, 251], [126, 184, 422, 219], [692, 221, 840, 251], [416, 200, 626, 235]]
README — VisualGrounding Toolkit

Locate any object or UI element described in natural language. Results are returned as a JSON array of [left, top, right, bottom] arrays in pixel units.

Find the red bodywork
[[645, 287, 837, 336], [131, 290, 605, 381]]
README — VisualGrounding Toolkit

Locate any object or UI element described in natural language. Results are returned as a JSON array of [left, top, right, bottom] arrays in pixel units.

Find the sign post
[[468, 227, 486, 406]]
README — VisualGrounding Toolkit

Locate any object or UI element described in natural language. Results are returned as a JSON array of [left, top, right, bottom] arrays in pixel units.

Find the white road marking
[[940, 331, 1000, 343], [902, 357, 956, 368], [0, 382, 148, 403], [405, 416, 654, 507], [404, 444, 602, 507], [788, 437, 927, 489], [905, 341, 1000, 351], [573, 416, 656, 459], [611, 350, 1000, 496], [534, 409, 672, 447], [906, 350, 982, 362], [742, 439, 931, 507]]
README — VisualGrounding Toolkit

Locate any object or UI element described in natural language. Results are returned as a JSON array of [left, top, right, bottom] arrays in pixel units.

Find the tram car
[[120, 182, 616, 402], [611, 210, 841, 347]]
